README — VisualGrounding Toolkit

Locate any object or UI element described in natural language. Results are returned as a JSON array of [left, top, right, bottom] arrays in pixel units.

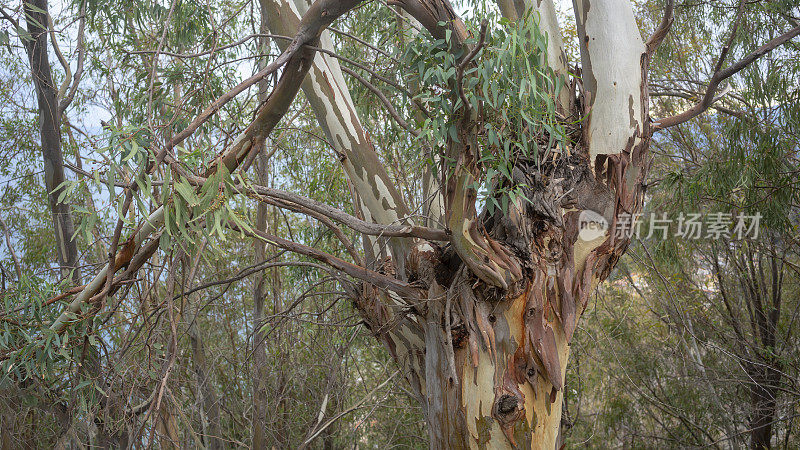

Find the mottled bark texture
[[23, 0, 80, 283], [260, 0, 415, 272]]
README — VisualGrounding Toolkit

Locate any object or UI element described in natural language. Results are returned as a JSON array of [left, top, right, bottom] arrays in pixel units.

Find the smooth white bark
[[573, 0, 646, 161]]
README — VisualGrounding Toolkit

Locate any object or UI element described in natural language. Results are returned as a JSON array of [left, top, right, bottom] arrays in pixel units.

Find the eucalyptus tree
[[2, 0, 800, 448]]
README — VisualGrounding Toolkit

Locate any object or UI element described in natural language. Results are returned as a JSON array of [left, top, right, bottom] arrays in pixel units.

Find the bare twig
[[127, 33, 292, 59], [255, 193, 364, 266], [231, 222, 418, 299], [238, 181, 450, 241], [299, 370, 400, 448], [649, 90, 745, 119], [341, 66, 419, 136]]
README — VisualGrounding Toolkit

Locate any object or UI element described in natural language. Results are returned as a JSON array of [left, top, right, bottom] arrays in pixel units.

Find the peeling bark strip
[[573, 0, 646, 163]]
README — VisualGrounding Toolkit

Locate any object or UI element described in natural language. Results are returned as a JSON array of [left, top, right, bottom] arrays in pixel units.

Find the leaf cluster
[[404, 12, 569, 214]]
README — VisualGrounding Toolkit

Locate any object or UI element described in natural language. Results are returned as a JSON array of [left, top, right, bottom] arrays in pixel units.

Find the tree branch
[[455, 20, 487, 114], [649, 90, 745, 119], [233, 223, 419, 299], [252, 193, 365, 266], [45, 0, 366, 336], [646, 0, 675, 55], [300, 370, 400, 448], [240, 182, 450, 241], [573, 0, 647, 160], [653, 21, 800, 131], [340, 66, 419, 137], [58, 0, 86, 114], [47, 13, 71, 102]]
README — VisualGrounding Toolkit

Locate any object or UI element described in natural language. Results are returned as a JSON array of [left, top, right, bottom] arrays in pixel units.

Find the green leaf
[[174, 178, 199, 206]]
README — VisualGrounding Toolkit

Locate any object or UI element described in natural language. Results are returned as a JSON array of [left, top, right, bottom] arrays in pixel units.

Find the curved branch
[[46, 0, 365, 335], [58, 0, 86, 114], [178, 260, 341, 301], [47, 13, 71, 101], [646, 0, 675, 55], [649, 90, 745, 119], [233, 223, 419, 298], [653, 23, 800, 131], [340, 66, 419, 137], [252, 193, 365, 266], [241, 182, 450, 241]]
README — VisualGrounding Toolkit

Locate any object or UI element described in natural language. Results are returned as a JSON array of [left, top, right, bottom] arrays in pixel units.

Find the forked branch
[[654, 23, 800, 131], [234, 223, 419, 299]]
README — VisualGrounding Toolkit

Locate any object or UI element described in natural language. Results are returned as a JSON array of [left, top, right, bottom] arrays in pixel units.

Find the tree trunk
[[155, 404, 180, 450], [421, 284, 569, 448], [257, 0, 648, 447], [41, 0, 735, 446], [259, 0, 415, 269], [363, 206, 597, 449], [348, 0, 650, 446], [748, 361, 780, 450], [252, 5, 272, 447], [740, 246, 784, 450], [22, 0, 80, 283], [251, 157, 271, 449], [189, 323, 222, 449]]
